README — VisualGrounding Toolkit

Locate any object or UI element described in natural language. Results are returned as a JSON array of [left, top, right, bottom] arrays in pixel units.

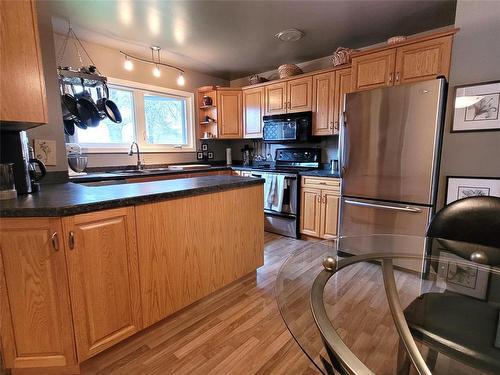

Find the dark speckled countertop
[[0, 175, 263, 217]]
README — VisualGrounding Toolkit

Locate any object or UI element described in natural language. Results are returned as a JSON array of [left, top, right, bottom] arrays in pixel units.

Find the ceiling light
[[275, 28, 304, 42], [153, 65, 161, 77], [124, 56, 133, 71], [177, 73, 185, 86]]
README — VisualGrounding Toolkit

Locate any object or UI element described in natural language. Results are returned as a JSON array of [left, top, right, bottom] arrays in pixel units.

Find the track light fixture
[[120, 46, 185, 86]]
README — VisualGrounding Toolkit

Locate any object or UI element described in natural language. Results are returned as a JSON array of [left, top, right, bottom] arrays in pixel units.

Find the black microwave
[[262, 111, 312, 143]]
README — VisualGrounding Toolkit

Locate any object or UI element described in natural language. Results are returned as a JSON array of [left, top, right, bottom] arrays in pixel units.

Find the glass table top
[[275, 234, 500, 375]]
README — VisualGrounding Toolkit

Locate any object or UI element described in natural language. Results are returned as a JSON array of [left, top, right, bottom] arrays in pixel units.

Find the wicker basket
[[331, 47, 356, 67], [278, 64, 303, 79], [249, 74, 269, 85], [387, 35, 407, 45]]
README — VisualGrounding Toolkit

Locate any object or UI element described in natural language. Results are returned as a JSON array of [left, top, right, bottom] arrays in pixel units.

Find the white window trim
[[75, 77, 196, 154]]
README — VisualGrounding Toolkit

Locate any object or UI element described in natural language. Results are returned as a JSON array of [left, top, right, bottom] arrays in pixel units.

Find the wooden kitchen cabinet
[[394, 35, 453, 85], [334, 68, 351, 134], [300, 177, 341, 239], [62, 207, 142, 361], [217, 89, 243, 139], [312, 72, 335, 136], [287, 76, 313, 113], [0, 0, 47, 129], [351, 49, 396, 92], [300, 187, 322, 237], [265, 81, 287, 115], [0, 218, 76, 370], [243, 86, 264, 138]]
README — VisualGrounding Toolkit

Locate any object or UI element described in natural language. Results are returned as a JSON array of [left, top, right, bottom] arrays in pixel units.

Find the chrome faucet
[[128, 142, 144, 170]]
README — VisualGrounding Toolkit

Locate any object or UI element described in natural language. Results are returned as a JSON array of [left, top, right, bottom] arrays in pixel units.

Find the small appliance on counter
[[0, 131, 46, 194], [66, 143, 88, 176], [0, 163, 17, 200], [241, 145, 253, 166]]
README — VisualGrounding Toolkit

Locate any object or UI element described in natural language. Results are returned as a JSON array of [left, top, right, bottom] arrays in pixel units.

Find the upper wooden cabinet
[[287, 76, 313, 113], [217, 89, 243, 139], [63, 207, 142, 361], [0, 0, 47, 129], [243, 86, 264, 138], [265, 81, 287, 115], [0, 218, 76, 370], [312, 72, 335, 136], [394, 35, 453, 85], [351, 32, 455, 92], [351, 49, 397, 91], [334, 68, 352, 134]]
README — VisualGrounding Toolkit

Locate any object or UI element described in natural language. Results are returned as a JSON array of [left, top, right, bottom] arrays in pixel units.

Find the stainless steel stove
[[246, 148, 320, 238]]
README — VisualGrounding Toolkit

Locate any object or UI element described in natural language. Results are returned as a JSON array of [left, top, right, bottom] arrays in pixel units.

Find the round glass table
[[275, 235, 500, 375]]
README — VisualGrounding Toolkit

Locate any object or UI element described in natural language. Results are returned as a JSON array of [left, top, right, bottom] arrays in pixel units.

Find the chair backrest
[[427, 196, 500, 248]]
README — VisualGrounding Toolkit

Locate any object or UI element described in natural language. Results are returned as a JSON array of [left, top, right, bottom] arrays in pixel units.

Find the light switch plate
[[34, 139, 57, 166]]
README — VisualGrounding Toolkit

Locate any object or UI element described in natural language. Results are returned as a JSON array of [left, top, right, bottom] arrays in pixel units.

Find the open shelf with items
[[197, 86, 219, 139]]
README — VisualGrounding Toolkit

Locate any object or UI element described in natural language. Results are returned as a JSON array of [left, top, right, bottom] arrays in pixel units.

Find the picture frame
[[451, 80, 500, 133], [445, 176, 500, 205], [196, 152, 203, 160], [201, 143, 208, 151], [207, 151, 214, 160]]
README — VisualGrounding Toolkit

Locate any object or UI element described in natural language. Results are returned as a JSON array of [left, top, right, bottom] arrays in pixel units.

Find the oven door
[[263, 121, 297, 142]]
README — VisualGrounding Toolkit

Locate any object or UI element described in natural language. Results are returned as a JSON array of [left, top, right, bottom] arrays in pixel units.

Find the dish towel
[[271, 174, 286, 212], [263, 174, 276, 210]]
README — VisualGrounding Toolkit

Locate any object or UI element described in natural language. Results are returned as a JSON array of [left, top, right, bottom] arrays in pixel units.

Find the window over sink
[[70, 78, 195, 153]]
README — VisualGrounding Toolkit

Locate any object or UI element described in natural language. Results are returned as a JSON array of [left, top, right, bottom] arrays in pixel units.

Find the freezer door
[[340, 197, 431, 237], [339, 197, 431, 272], [342, 79, 445, 205]]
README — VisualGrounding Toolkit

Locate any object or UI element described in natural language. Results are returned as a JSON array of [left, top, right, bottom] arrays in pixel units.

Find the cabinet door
[[351, 49, 396, 92], [334, 68, 351, 135], [63, 207, 142, 361], [312, 72, 335, 136], [300, 188, 321, 237], [0, 0, 47, 126], [0, 218, 76, 369], [243, 87, 264, 138], [320, 191, 340, 239], [287, 76, 313, 113], [265, 82, 287, 115], [395, 36, 453, 85], [217, 90, 242, 139]]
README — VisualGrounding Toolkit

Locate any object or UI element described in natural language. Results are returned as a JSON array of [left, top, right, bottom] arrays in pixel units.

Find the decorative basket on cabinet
[[278, 64, 303, 79], [331, 47, 357, 66]]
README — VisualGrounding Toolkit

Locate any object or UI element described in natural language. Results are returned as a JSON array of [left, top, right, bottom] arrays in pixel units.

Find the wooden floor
[[80, 232, 321, 375]]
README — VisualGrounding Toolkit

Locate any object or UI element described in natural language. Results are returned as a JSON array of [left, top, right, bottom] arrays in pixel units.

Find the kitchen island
[[0, 176, 264, 374]]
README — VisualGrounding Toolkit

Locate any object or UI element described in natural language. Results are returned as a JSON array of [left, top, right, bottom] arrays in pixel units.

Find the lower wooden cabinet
[[63, 207, 142, 361], [0, 218, 77, 370], [300, 177, 340, 239]]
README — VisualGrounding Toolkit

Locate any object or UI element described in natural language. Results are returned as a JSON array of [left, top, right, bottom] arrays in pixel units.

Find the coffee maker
[[0, 131, 46, 194]]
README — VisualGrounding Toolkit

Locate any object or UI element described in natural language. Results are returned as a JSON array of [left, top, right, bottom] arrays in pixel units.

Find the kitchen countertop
[[0, 175, 263, 217], [70, 165, 232, 183]]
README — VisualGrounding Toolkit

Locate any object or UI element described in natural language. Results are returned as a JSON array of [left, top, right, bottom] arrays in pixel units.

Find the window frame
[[73, 77, 196, 153]]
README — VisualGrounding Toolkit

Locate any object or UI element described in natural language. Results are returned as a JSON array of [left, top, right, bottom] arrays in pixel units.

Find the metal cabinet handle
[[68, 231, 75, 250], [334, 121, 339, 132], [395, 71, 400, 82], [317, 195, 321, 203], [388, 72, 393, 85], [319, 182, 327, 185], [51, 232, 59, 251], [344, 199, 422, 213], [322, 195, 327, 203]]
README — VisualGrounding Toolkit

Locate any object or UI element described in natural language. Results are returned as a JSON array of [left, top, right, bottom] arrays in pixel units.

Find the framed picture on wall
[[445, 176, 500, 204], [451, 80, 500, 132]]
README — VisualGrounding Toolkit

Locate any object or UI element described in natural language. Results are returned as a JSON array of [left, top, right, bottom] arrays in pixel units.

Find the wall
[[437, 0, 500, 207], [29, 1, 230, 172]]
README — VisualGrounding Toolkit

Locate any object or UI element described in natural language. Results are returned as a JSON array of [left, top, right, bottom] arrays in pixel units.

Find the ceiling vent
[[275, 28, 304, 42]]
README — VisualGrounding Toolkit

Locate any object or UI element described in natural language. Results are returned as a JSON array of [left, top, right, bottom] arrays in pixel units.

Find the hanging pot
[[60, 84, 79, 121], [63, 119, 75, 135], [96, 84, 122, 123], [77, 90, 101, 128]]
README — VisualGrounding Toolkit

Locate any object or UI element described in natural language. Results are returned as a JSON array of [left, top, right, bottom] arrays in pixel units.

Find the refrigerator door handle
[[344, 199, 423, 213], [339, 111, 349, 176]]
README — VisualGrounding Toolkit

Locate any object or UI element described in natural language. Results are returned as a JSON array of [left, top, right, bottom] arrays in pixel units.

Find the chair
[[399, 196, 500, 374]]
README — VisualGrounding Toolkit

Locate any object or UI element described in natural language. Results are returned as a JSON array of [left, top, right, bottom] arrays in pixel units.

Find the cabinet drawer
[[301, 176, 340, 191]]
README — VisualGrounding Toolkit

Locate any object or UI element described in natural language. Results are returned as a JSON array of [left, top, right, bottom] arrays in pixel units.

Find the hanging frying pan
[[77, 90, 100, 128], [96, 84, 122, 123], [60, 84, 79, 121], [63, 119, 75, 135]]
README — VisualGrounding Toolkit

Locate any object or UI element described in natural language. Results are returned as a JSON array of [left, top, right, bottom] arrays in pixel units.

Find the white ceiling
[[47, 0, 457, 80]]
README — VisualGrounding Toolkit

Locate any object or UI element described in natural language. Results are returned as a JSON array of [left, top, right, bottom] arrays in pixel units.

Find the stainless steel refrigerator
[[339, 78, 446, 242]]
